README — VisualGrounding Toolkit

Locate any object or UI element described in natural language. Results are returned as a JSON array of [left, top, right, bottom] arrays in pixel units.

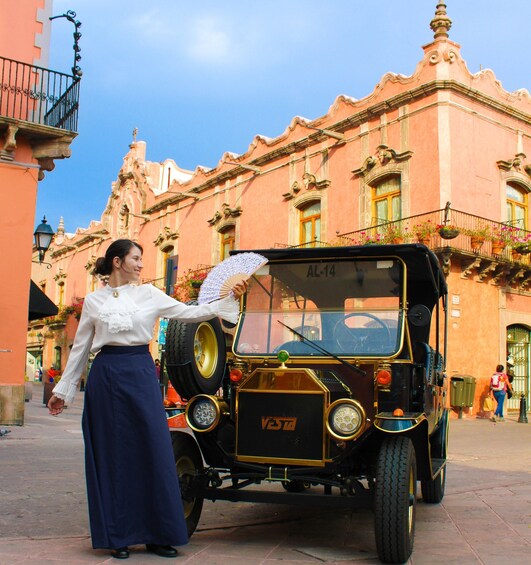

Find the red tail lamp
[[376, 369, 392, 387], [230, 368, 243, 382]]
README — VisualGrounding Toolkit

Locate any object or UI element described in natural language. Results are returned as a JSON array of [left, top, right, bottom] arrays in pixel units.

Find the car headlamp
[[326, 399, 366, 441], [185, 394, 228, 433]]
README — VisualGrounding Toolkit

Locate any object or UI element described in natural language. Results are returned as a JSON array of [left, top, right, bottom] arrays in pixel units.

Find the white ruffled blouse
[[52, 283, 240, 404]]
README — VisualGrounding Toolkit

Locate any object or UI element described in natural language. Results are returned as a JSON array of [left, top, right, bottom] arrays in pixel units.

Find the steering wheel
[[333, 313, 392, 353]]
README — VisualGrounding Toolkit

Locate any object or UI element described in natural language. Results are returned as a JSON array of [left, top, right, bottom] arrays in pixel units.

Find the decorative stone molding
[[461, 257, 482, 279], [303, 172, 330, 190], [497, 153, 529, 176], [352, 145, 413, 178], [85, 256, 96, 272], [154, 226, 179, 247], [429, 2, 452, 40], [208, 203, 242, 226], [31, 136, 74, 180], [282, 181, 302, 200], [53, 269, 67, 283], [1, 124, 18, 156]]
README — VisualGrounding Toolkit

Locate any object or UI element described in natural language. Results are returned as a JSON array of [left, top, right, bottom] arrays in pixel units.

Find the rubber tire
[[421, 465, 446, 503], [172, 431, 204, 537], [165, 302, 226, 401], [374, 436, 417, 564]]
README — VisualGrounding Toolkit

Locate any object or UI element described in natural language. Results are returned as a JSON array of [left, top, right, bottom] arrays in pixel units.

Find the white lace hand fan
[[198, 252, 268, 304]]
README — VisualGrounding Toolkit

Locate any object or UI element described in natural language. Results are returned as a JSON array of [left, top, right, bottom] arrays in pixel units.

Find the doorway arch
[[506, 325, 530, 410]]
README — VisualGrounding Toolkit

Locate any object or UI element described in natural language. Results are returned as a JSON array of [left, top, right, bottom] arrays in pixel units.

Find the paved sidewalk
[[0, 383, 530, 564]]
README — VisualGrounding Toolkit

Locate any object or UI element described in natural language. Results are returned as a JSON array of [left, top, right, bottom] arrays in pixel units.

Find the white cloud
[[186, 17, 232, 64]]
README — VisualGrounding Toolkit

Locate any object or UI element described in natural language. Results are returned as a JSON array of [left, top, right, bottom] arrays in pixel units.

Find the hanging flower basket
[[438, 227, 459, 240], [514, 244, 531, 255]]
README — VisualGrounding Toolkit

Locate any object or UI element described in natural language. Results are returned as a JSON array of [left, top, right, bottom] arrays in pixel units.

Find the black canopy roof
[[231, 244, 447, 311], [29, 280, 58, 321]]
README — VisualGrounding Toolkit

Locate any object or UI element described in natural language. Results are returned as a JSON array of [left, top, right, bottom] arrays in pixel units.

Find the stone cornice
[[0, 117, 77, 180], [143, 79, 530, 215], [49, 231, 108, 258]]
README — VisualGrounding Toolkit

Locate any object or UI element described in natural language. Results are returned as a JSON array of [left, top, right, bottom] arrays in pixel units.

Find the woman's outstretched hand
[[48, 395, 65, 416], [231, 279, 249, 299]]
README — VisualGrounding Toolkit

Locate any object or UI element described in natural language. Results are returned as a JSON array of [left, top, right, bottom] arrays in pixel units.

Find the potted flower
[[360, 231, 384, 245], [437, 223, 460, 240], [511, 232, 531, 255], [465, 224, 490, 252], [490, 224, 515, 255], [173, 267, 210, 301], [383, 223, 410, 244], [413, 220, 437, 245]]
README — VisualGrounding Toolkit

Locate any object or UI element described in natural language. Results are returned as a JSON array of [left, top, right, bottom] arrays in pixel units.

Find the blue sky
[[37, 0, 531, 234]]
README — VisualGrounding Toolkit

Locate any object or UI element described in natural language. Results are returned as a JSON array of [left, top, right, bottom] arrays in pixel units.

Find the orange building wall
[[0, 0, 49, 65]]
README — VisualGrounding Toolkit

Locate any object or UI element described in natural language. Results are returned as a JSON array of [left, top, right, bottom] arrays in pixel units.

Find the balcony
[[0, 56, 80, 132], [337, 208, 531, 287]]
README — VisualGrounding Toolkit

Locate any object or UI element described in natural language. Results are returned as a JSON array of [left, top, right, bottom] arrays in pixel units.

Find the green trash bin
[[450, 376, 465, 407], [463, 375, 476, 407]]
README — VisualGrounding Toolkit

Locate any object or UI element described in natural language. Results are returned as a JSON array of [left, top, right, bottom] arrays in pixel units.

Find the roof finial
[[132, 127, 138, 144], [430, 3, 452, 40]]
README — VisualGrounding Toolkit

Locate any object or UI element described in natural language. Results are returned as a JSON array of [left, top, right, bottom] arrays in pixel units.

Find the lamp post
[[33, 217, 55, 265]]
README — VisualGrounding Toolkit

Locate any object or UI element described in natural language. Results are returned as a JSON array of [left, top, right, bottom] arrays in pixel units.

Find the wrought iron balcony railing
[[0, 56, 80, 132], [337, 208, 531, 266]]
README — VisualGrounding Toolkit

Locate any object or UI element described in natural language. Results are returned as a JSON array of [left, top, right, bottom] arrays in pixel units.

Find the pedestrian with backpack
[[490, 364, 513, 422]]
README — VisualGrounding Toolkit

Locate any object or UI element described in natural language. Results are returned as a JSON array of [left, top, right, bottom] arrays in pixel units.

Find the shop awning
[[29, 280, 58, 321]]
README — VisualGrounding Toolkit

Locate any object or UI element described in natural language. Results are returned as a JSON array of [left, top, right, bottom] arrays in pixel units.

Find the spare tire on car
[[165, 301, 226, 401]]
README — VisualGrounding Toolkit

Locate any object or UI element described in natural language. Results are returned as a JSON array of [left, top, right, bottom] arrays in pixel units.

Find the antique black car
[[166, 243, 449, 564]]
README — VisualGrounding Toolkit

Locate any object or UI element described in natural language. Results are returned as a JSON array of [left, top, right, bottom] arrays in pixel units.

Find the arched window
[[506, 183, 527, 229], [54, 346, 62, 371], [162, 246, 176, 293], [372, 176, 401, 223], [220, 226, 235, 261], [506, 325, 530, 409], [300, 201, 321, 247]]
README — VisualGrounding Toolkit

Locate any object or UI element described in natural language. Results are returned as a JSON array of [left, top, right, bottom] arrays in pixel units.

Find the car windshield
[[235, 257, 404, 357]]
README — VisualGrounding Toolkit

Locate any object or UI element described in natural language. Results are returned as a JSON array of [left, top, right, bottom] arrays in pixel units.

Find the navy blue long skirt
[[81, 345, 188, 550]]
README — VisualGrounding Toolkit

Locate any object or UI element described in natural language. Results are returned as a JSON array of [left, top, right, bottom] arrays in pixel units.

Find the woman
[[48, 239, 247, 559], [490, 364, 513, 422]]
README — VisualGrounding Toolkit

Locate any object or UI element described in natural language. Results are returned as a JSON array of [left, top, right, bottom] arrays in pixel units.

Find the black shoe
[[111, 547, 130, 559], [146, 544, 178, 558]]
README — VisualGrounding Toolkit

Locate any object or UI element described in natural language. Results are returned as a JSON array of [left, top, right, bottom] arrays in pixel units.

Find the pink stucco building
[[28, 3, 531, 418]]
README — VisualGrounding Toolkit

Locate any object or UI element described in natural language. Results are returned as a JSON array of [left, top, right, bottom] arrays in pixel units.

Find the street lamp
[[34, 217, 55, 264]]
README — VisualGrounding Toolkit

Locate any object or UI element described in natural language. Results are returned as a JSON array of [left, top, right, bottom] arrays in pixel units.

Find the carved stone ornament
[[154, 226, 179, 247], [497, 153, 529, 175], [85, 256, 97, 271], [429, 2, 452, 40], [208, 204, 242, 225], [53, 269, 67, 283], [353, 145, 413, 177], [282, 181, 302, 200], [303, 172, 331, 190]]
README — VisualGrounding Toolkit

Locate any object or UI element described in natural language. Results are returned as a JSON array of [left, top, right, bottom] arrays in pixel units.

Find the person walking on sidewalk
[[47, 239, 247, 560], [490, 364, 513, 422]]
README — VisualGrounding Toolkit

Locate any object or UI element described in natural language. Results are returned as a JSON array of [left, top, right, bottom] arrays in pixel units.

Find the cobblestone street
[[1, 383, 530, 564]]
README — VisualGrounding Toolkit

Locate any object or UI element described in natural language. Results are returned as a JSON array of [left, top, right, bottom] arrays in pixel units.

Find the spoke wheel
[[172, 431, 204, 537], [374, 436, 417, 564]]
